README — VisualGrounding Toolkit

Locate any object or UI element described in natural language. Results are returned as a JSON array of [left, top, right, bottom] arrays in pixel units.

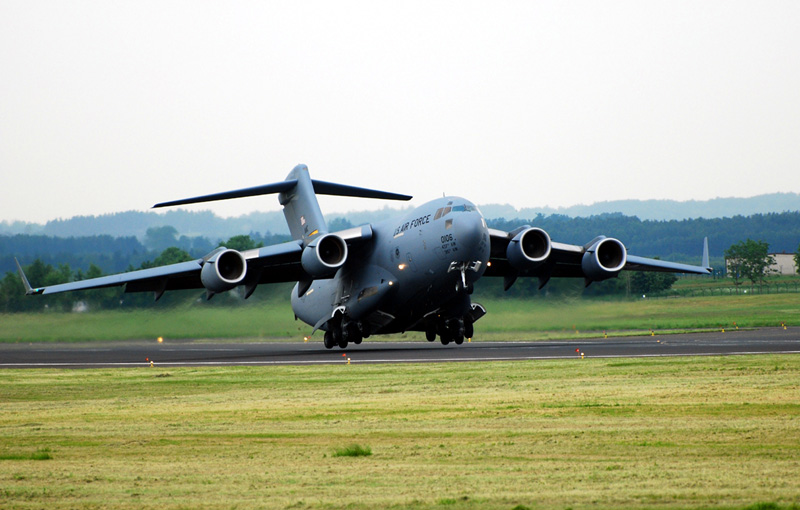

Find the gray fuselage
[[291, 197, 490, 334]]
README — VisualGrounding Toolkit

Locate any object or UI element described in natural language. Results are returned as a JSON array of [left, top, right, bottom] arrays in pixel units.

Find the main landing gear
[[425, 315, 474, 345], [323, 315, 368, 349]]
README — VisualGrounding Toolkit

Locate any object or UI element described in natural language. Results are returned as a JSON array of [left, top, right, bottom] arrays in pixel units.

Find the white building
[[769, 253, 798, 276]]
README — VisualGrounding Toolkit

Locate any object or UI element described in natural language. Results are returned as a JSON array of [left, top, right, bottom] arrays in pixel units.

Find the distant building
[[725, 253, 798, 277], [769, 253, 798, 276]]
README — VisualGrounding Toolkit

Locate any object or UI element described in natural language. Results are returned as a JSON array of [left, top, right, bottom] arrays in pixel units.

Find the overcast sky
[[2, 1, 799, 224]]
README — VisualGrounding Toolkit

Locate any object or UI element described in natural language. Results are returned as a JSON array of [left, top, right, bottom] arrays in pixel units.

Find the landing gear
[[437, 317, 466, 345], [342, 321, 363, 346], [323, 316, 364, 349], [425, 325, 437, 342], [323, 329, 336, 349], [454, 278, 474, 295]]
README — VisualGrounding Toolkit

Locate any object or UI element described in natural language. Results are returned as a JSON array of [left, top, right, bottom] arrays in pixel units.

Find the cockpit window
[[435, 204, 477, 220], [451, 204, 476, 213], [434, 206, 452, 220]]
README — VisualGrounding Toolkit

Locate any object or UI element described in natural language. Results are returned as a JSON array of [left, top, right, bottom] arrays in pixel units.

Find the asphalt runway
[[1, 327, 798, 368]]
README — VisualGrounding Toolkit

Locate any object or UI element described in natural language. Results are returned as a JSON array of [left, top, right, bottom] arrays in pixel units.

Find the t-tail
[[153, 164, 412, 245]]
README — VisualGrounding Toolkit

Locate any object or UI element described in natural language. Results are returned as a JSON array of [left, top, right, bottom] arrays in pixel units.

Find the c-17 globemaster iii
[[17, 164, 711, 348]]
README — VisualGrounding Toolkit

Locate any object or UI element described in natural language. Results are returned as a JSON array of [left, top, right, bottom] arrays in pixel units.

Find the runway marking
[[2, 350, 798, 368]]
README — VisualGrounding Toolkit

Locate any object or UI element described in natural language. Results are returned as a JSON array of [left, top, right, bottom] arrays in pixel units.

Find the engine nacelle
[[201, 249, 247, 293], [506, 227, 552, 271], [581, 237, 627, 282], [301, 234, 348, 278]]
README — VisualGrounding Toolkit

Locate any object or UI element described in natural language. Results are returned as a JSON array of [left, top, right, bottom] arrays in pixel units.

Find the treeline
[[0, 228, 294, 276], [487, 211, 800, 262]]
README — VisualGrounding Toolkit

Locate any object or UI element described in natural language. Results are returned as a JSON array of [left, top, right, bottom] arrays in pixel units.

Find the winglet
[[15, 258, 43, 295], [702, 237, 710, 271]]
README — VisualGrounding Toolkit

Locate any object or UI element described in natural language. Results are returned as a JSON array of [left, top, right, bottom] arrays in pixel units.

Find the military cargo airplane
[[17, 164, 711, 348]]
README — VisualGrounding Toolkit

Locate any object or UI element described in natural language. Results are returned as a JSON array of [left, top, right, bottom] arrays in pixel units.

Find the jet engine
[[581, 237, 627, 282], [506, 227, 552, 270], [201, 248, 247, 293], [301, 234, 348, 278]]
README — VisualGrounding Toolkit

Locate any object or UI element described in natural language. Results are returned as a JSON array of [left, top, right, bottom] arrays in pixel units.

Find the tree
[[630, 262, 678, 296], [140, 247, 193, 269], [218, 235, 263, 252], [795, 243, 800, 276], [144, 226, 179, 252], [724, 239, 775, 285], [0, 259, 73, 312]]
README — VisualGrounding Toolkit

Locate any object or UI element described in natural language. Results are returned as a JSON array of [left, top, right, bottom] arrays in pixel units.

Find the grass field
[[1, 356, 799, 509], [1, 293, 798, 343]]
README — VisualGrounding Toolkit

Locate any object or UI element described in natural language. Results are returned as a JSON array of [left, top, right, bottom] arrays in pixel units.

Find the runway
[[1, 328, 798, 368]]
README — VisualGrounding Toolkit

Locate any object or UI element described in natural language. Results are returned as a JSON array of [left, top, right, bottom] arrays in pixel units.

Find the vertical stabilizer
[[279, 164, 328, 244], [702, 237, 710, 269]]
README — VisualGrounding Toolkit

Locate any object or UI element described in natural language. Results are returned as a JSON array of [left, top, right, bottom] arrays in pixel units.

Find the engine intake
[[301, 234, 348, 278], [506, 227, 552, 270], [581, 237, 627, 282], [201, 249, 247, 293]]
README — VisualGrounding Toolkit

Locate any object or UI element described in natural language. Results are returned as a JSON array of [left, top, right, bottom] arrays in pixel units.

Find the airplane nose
[[454, 212, 490, 262]]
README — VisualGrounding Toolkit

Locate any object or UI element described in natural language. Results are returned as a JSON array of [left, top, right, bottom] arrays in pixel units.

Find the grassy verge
[[2, 356, 799, 509], [1, 293, 798, 343]]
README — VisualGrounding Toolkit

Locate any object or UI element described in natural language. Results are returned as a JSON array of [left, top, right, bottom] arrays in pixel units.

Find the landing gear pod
[[201, 249, 247, 292], [301, 234, 348, 278]]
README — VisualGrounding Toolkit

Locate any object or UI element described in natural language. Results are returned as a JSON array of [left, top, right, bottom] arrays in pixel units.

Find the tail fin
[[702, 237, 710, 270], [279, 165, 328, 242], [153, 164, 412, 244]]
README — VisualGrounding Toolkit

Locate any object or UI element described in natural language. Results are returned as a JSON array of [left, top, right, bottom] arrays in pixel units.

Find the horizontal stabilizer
[[311, 180, 412, 201], [153, 181, 297, 208], [153, 177, 411, 209]]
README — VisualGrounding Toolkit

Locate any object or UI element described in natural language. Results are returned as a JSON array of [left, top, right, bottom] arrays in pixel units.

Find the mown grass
[[1, 293, 797, 343], [1, 356, 799, 509]]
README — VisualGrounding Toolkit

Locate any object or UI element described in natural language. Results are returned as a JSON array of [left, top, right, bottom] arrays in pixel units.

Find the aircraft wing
[[15, 240, 303, 299], [17, 225, 375, 300], [484, 227, 711, 288]]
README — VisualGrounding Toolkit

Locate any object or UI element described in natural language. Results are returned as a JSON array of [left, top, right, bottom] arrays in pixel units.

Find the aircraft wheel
[[323, 331, 335, 349], [329, 321, 344, 348], [343, 322, 362, 345], [440, 336, 450, 345], [425, 326, 436, 342], [464, 316, 474, 339]]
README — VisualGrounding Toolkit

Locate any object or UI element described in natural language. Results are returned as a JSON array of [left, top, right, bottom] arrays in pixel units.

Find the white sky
[[2, 1, 799, 224]]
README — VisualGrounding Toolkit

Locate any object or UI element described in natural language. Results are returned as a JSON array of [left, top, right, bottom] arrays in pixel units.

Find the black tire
[[464, 317, 474, 339], [323, 331, 335, 349], [425, 327, 436, 342]]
